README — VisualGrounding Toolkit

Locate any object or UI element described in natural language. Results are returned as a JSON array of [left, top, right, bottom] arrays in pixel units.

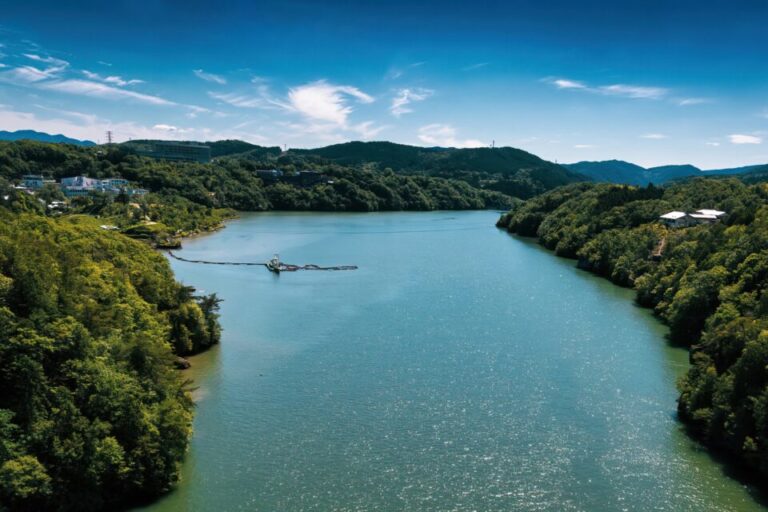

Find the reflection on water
[[138, 211, 765, 512]]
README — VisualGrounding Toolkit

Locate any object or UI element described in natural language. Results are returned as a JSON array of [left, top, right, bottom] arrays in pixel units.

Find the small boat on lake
[[266, 254, 281, 274]]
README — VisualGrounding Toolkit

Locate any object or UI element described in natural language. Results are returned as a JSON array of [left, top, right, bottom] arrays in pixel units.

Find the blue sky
[[0, 0, 767, 168]]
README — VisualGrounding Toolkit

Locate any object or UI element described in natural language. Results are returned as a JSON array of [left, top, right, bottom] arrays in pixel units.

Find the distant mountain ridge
[[565, 160, 766, 185], [128, 139, 587, 199], [0, 130, 96, 146], [9, 131, 766, 193], [260, 141, 584, 198]]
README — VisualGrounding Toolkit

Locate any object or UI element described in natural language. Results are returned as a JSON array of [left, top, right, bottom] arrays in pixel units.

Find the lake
[[138, 210, 765, 511]]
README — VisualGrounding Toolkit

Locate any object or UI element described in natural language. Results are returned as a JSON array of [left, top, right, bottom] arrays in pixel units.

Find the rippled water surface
[[138, 211, 765, 511]]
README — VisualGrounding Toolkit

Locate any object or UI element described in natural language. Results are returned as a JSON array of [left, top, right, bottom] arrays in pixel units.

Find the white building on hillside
[[660, 211, 688, 228], [660, 209, 727, 228]]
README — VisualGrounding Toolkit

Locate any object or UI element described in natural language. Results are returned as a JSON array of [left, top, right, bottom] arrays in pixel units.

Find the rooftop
[[660, 211, 687, 220], [696, 209, 726, 217]]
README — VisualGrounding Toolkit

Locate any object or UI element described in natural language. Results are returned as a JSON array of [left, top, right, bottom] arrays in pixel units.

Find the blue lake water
[[138, 210, 765, 511]]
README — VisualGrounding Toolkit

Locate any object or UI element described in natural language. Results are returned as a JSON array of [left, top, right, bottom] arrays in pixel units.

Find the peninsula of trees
[[0, 209, 222, 510], [498, 178, 768, 479]]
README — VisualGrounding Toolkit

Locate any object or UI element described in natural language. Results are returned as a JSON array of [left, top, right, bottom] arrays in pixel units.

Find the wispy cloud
[[418, 123, 485, 148], [677, 97, 711, 106], [386, 61, 425, 80], [597, 84, 668, 99], [353, 120, 388, 139], [23, 53, 69, 69], [82, 70, 144, 87], [705, 142, 721, 147], [390, 87, 433, 117], [729, 134, 762, 144], [552, 79, 587, 90], [210, 80, 380, 140], [462, 62, 489, 71], [546, 77, 668, 100], [42, 79, 176, 106], [640, 133, 667, 139], [1, 53, 70, 84], [152, 123, 192, 133], [0, 104, 178, 142], [286, 80, 373, 126], [194, 69, 227, 85], [209, 91, 267, 108], [32, 104, 98, 125], [2, 65, 55, 83], [574, 144, 595, 149]]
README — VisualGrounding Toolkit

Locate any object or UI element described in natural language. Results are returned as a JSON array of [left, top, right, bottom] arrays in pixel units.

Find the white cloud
[[552, 78, 586, 89], [23, 53, 69, 69], [418, 123, 485, 148], [678, 97, 710, 106], [3, 65, 54, 83], [705, 142, 721, 147], [729, 134, 762, 144], [353, 121, 388, 139], [208, 91, 267, 108], [42, 79, 176, 106], [83, 70, 144, 86], [0, 104, 246, 143], [33, 104, 98, 125], [598, 84, 668, 99], [462, 62, 489, 71], [546, 77, 668, 100], [185, 104, 220, 119], [194, 69, 227, 85], [211, 80, 381, 144], [574, 144, 595, 149], [1, 55, 70, 84], [0, 64, 7, 69], [641, 133, 667, 139], [286, 80, 374, 126], [390, 87, 433, 117]]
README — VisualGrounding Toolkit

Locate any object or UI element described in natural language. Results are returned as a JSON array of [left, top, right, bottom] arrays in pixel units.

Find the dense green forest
[[498, 178, 768, 479], [217, 140, 585, 199], [0, 209, 221, 511], [0, 140, 514, 218]]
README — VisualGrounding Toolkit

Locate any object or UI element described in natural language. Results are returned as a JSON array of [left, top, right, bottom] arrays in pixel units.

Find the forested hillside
[[0, 210, 221, 511], [284, 141, 586, 198], [497, 178, 768, 479], [123, 139, 585, 199], [0, 140, 514, 215]]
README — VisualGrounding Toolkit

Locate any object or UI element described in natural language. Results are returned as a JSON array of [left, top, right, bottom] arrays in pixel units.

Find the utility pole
[[106, 130, 113, 145]]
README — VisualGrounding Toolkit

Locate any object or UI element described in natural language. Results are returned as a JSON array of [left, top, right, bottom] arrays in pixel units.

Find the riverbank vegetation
[[0, 209, 221, 510], [497, 177, 768, 480]]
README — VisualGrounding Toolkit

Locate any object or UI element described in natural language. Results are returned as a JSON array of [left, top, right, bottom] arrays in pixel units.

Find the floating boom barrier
[[167, 251, 357, 272]]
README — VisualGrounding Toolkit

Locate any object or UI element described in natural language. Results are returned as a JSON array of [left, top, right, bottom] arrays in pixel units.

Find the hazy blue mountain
[[705, 164, 766, 176], [0, 130, 96, 146], [565, 160, 647, 184], [645, 164, 702, 183], [566, 160, 766, 185]]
